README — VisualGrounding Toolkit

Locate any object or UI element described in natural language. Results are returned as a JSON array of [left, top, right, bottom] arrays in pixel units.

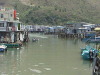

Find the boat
[[81, 45, 93, 53], [87, 39, 100, 43], [82, 36, 100, 43], [2, 43, 21, 48], [0, 45, 7, 52], [81, 45, 98, 60], [32, 38, 39, 42], [81, 33, 96, 42]]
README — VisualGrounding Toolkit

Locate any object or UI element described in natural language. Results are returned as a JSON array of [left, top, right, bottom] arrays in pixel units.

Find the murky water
[[0, 33, 92, 75]]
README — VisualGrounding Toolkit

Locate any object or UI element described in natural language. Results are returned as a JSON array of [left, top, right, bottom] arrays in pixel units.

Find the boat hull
[[88, 39, 100, 43], [81, 45, 98, 60], [3, 43, 21, 48], [0, 45, 7, 52], [0, 48, 7, 52]]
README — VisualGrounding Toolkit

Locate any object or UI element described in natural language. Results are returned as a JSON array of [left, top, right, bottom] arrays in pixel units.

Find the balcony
[[0, 27, 6, 31], [0, 26, 17, 32], [8, 27, 16, 31]]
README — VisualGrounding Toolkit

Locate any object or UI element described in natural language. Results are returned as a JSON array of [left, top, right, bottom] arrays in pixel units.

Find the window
[[0, 23, 4, 27], [7, 22, 13, 27], [1, 14, 3, 18], [18, 23, 20, 30], [11, 14, 13, 17]]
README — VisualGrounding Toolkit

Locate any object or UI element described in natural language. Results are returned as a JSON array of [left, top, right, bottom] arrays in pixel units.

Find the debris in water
[[44, 68, 51, 70], [29, 68, 42, 73]]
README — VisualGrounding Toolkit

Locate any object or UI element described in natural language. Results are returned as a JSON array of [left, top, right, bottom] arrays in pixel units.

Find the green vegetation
[[1, 0, 100, 25]]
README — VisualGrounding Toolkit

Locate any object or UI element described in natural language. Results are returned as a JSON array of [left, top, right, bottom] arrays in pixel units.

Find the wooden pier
[[58, 33, 85, 39], [92, 57, 100, 75], [23, 30, 29, 42], [92, 50, 100, 75]]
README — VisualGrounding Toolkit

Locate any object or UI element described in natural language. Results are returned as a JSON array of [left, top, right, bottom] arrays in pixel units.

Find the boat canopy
[[94, 27, 100, 31]]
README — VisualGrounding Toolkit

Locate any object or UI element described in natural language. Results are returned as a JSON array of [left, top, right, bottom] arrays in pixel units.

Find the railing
[[0, 27, 24, 31], [8, 27, 16, 31], [0, 27, 6, 31]]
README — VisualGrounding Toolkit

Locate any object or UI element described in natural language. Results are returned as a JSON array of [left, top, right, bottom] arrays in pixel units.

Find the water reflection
[[82, 60, 92, 67]]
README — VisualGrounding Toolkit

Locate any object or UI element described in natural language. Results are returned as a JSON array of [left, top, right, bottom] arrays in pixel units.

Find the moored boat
[[32, 38, 39, 42], [82, 36, 100, 43], [81, 45, 98, 60], [87, 39, 100, 43], [0, 45, 7, 52], [2, 43, 21, 48]]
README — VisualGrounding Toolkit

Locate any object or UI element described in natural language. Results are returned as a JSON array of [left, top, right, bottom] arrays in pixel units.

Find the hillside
[[0, 0, 100, 25]]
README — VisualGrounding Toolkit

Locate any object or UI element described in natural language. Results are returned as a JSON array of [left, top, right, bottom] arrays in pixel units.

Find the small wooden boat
[[81, 45, 98, 60], [32, 38, 39, 42], [0, 45, 7, 52], [81, 45, 92, 53]]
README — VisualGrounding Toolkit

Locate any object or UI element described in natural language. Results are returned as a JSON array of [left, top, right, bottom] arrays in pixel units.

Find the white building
[[0, 7, 25, 43], [0, 7, 19, 21]]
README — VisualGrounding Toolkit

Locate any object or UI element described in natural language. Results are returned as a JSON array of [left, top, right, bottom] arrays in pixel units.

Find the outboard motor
[[89, 50, 94, 60]]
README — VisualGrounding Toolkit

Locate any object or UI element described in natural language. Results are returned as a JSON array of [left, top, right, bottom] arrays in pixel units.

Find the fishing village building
[[0, 7, 25, 43], [57, 22, 97, 38]]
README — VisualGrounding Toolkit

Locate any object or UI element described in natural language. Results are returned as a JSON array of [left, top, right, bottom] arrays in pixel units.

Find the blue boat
[[82, 33, 96, 42], [82, 36, 100, 43], [88, 39, 100, 43], [0, 45, 7, 52], [81, 50, 90, 60], [81, 45, 98, 60], [81, 45, 93, 52]]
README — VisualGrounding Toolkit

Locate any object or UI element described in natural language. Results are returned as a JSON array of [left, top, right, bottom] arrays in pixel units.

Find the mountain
[[0, 0, 100, 25]]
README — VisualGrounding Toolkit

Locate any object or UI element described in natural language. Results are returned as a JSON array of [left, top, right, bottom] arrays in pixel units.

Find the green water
[[0, 33, 92, 75]]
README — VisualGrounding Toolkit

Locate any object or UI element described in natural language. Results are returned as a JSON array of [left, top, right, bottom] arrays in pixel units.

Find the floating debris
[[29, 68, 42, 73], [44, 68, 51, 70]]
